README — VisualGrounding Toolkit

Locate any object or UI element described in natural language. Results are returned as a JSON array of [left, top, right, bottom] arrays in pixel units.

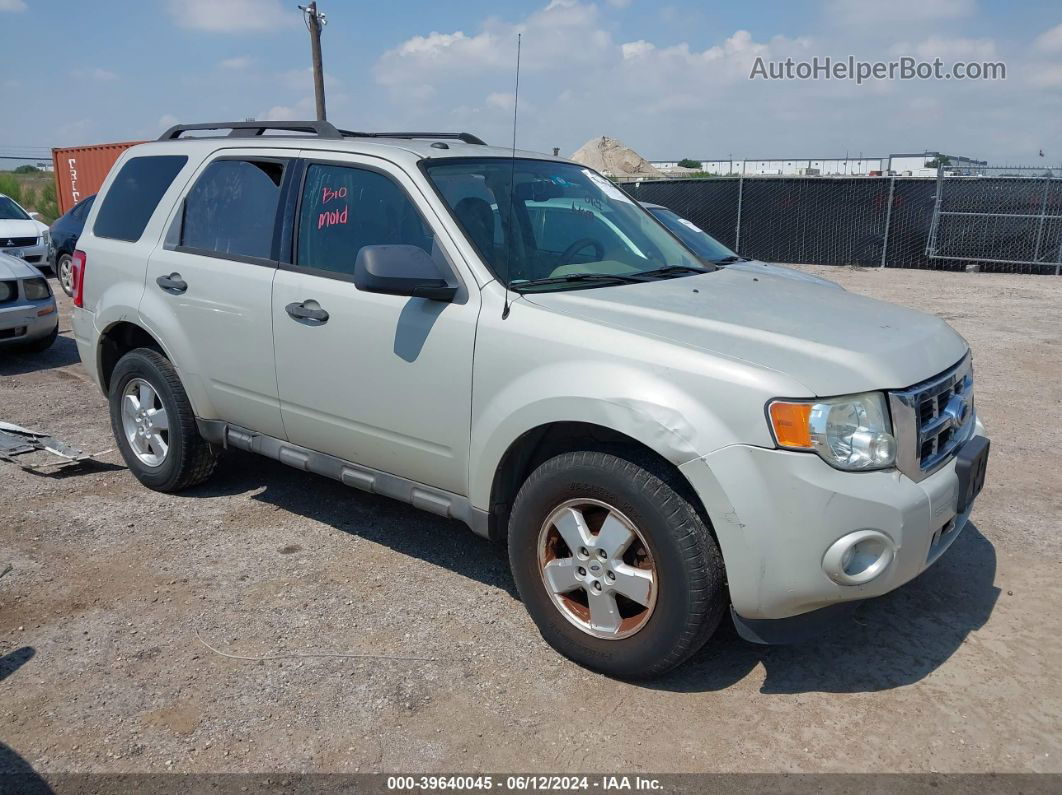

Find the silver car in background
[[0, 252, 59, 352], [641, 202, 842, 288]]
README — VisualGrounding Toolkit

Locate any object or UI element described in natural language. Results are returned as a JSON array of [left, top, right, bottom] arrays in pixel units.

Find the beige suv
[[72, 121, 989, 678]]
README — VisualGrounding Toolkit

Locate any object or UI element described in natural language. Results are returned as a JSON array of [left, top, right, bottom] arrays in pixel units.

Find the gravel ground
[[1, 266, 1060, 776]]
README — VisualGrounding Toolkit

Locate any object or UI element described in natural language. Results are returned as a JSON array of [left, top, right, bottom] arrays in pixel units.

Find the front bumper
[[1, 243, 49, 268], [0, 300, 58, 346], [680, 419, 985, 625]]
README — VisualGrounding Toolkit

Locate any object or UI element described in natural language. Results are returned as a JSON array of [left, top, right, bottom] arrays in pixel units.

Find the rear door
[[141, 149, 295, 438], [270, 153, 479, 494]]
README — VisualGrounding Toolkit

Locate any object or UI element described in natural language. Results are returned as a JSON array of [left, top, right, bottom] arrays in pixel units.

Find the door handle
[[156, 273, 187, 294], [285, 300, 329, 324]]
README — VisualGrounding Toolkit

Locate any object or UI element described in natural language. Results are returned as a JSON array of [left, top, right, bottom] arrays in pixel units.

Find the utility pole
[[299, 2, 327, 121]]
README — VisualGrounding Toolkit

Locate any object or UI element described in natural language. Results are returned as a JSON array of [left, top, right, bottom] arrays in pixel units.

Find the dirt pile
[[569, 136, 663, 178]]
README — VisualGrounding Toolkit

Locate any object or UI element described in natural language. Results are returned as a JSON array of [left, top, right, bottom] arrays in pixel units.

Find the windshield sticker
[[581, 169, 633, 204], [679, 218, 704, 232]]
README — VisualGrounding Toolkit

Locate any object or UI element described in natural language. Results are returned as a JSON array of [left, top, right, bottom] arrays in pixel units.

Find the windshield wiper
[[512, 272, 649, 290], [713, 255, 752, 264], [636, 264, 713, 278]]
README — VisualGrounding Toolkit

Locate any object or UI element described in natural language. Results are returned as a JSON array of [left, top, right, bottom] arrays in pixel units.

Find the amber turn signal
[[768, 401, 813, 448]]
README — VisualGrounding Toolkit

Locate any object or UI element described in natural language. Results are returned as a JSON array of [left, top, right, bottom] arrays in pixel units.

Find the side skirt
[[197, 419, 490, 538]]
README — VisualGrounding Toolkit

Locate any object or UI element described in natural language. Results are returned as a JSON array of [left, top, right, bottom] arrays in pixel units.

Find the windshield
[[424, 159, 704, 290], [645, 207, 737, 262], [0, 196, 30, 221]]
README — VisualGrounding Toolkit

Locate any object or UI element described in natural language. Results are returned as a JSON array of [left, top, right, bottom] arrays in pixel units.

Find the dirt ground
[[1, 265, 1060, 776]]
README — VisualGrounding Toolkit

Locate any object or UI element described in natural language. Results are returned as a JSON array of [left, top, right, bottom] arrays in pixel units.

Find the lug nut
[[578, 547, 589, 558], [597, 549, 607, 560], [592, 581, 603, 592], [606, 571, 616, 581], [577, 567, 586, 576]]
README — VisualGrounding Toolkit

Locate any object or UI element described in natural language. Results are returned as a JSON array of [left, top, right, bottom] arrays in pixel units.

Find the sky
[[1, 0, 1061, 165]]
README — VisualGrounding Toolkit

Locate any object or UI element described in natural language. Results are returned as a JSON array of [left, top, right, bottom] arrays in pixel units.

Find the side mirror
[[353, 244, 457, 302], [28, 211, 42, 221]]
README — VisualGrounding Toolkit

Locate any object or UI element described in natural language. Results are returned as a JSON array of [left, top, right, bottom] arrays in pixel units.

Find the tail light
[[72, 250, 87, 308]]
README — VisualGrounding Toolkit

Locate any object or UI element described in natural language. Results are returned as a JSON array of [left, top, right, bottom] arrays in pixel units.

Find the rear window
[[180, 159, 285, 260], [93, 155, 187, 242]]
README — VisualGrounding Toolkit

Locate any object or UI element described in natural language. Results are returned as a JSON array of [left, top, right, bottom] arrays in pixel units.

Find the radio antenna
[[501, 32, 522, 320]]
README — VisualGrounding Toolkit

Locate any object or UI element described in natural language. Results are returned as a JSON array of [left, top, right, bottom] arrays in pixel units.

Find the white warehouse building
[[649, 152, 986, 177]]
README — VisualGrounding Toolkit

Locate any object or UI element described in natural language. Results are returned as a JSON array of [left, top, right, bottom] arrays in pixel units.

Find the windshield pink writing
[[321, 186, 347, 204], [319, 205, 348, 229]]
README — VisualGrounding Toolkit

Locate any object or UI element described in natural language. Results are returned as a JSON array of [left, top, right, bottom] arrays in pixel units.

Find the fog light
[[822, 529, 895, 586]]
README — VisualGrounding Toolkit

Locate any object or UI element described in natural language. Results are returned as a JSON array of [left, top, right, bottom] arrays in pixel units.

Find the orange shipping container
[[51, 140, 146, 215]]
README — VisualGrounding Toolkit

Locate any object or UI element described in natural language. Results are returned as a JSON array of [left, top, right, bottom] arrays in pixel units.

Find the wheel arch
[[97, 320, 168, 393], [483, 419, 713, 546]]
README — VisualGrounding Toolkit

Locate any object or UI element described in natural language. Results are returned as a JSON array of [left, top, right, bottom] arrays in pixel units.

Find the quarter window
[[181, 159, 285, 260], [93, 155, 187, 242], [296, 163, 435, 276]]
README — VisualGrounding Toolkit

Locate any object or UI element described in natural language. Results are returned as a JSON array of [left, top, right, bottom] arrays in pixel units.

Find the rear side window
[[93, 155, 187, 242], [180, 159, 285, 260], [296, 163, 434, 277]]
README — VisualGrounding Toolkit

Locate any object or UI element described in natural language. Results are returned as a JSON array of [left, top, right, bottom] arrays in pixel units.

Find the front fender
[[467, 359, 739, 511]]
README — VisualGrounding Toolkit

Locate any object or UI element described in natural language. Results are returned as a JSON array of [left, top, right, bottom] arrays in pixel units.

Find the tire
[[508, 449, 726, 679], [55, 253, 74, 297], [15, 324, 58, 353], [108, 347, 218, 492]]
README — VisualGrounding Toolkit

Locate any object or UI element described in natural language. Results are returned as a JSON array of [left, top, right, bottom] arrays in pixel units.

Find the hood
[[724, 259, 842, 289], [0, 218, 46, 241], [522, 268, 968, 396], [0, 252, 43, 280]]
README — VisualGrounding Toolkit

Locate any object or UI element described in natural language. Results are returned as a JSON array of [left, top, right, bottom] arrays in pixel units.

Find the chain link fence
[[622, 170, 1062, 275]]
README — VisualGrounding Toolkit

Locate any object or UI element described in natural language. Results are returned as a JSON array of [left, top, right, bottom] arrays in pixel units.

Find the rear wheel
[[108, 348, 218, 492], [56, 253, 74, 297], [508, 449, 726, 678]]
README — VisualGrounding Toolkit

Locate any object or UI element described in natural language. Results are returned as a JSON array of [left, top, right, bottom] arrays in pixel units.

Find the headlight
[[768, 392, 896, 471], [40, 229, 51, 246], [23, 277, 52, 301]]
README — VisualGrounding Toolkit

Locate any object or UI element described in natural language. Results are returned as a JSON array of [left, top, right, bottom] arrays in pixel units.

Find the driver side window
[[296, 163, 435, 278]]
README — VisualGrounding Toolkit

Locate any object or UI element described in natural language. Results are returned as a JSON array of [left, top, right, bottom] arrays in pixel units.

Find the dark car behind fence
[[622, 169, 1062, 275]]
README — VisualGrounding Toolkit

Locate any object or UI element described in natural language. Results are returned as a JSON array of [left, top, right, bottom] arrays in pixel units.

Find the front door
[[271, 155, 479, 495]]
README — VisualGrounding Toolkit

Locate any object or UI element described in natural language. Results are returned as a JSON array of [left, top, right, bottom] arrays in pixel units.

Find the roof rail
[[338, 131, 488, 146], [158, 120, 342, 141]]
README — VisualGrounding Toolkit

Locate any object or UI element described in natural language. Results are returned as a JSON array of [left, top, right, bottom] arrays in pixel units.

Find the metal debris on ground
[[0, 421, 113, 473]]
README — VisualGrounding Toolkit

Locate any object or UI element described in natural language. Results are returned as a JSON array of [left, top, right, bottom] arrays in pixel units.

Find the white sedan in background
[[0, 193, 51, 271]]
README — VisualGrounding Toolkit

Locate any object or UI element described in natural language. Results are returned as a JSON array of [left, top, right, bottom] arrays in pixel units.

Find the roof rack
[[339, 131, 488, 146], [158, 120, 343, 141], [157, 121, 488, 146]]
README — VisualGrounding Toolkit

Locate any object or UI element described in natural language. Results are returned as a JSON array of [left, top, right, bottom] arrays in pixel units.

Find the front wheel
[[508, 449, 726, 678], [108, 348, 218, 492]]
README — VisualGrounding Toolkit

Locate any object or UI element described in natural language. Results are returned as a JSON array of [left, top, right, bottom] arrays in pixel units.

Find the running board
[[196, 419, 489, 538]]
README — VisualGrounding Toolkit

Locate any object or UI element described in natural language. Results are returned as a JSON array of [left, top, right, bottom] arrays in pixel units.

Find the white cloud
[[278, 67, 342, 92], [219, 56, 253, 69], [0, 0, 27, 12], [891, 36, 997, 60], [605, 0, 633, 7], [826, 0, 976, 26], [485, 92, 516, 111], [167, 0, 297, 32], [1034, 23, 1062, 53], [70, 67, 118, 81]]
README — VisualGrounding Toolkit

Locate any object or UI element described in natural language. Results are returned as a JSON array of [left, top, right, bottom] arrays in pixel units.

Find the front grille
[[1, 236, 38, 248], [889, 355, 975, 482]]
